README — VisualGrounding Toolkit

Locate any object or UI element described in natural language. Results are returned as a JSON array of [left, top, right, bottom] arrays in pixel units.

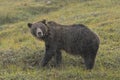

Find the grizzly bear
[[27, 20, 100, 69]]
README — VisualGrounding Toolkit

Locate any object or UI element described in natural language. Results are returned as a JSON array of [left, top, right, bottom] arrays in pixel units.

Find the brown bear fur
[[28, 20, 100, 69]]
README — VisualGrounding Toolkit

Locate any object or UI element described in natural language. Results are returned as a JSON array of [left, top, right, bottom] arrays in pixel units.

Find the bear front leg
[[41, 50, 55, 67], [55, 50, 62, 66]]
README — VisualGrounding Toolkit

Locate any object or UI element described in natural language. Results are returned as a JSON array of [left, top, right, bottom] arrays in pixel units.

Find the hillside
[[0, 0, 120, 80]]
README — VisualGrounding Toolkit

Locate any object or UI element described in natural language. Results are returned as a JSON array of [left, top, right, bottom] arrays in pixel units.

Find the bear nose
[[38, 32, 42, 36]]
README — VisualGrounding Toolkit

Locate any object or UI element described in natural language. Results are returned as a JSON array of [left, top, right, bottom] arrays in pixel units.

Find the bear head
[[27, 20, 49, 40]]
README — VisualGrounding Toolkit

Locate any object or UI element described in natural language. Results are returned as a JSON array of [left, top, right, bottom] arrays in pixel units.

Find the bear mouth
[[36, 36, 44, 40]]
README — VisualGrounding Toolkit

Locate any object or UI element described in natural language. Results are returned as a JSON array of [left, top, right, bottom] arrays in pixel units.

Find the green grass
[[0, 0, 120, 80]]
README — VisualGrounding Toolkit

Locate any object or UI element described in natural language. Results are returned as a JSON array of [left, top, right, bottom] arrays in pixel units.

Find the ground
[[0, 0, 120, 80]]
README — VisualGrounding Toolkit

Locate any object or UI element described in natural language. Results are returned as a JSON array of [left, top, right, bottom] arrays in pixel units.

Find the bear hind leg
[[83, 53, 97, 70]]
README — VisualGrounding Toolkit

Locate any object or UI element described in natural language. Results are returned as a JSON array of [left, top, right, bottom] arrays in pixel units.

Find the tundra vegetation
[[0, 0, 120, 80]]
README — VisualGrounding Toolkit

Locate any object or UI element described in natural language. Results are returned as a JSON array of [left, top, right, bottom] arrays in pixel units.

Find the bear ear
[[27, 23, 32, 28], [41, 19, 47, 25]]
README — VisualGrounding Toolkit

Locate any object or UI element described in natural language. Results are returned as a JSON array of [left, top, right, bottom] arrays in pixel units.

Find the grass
[[0, 0, 120, 80]]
